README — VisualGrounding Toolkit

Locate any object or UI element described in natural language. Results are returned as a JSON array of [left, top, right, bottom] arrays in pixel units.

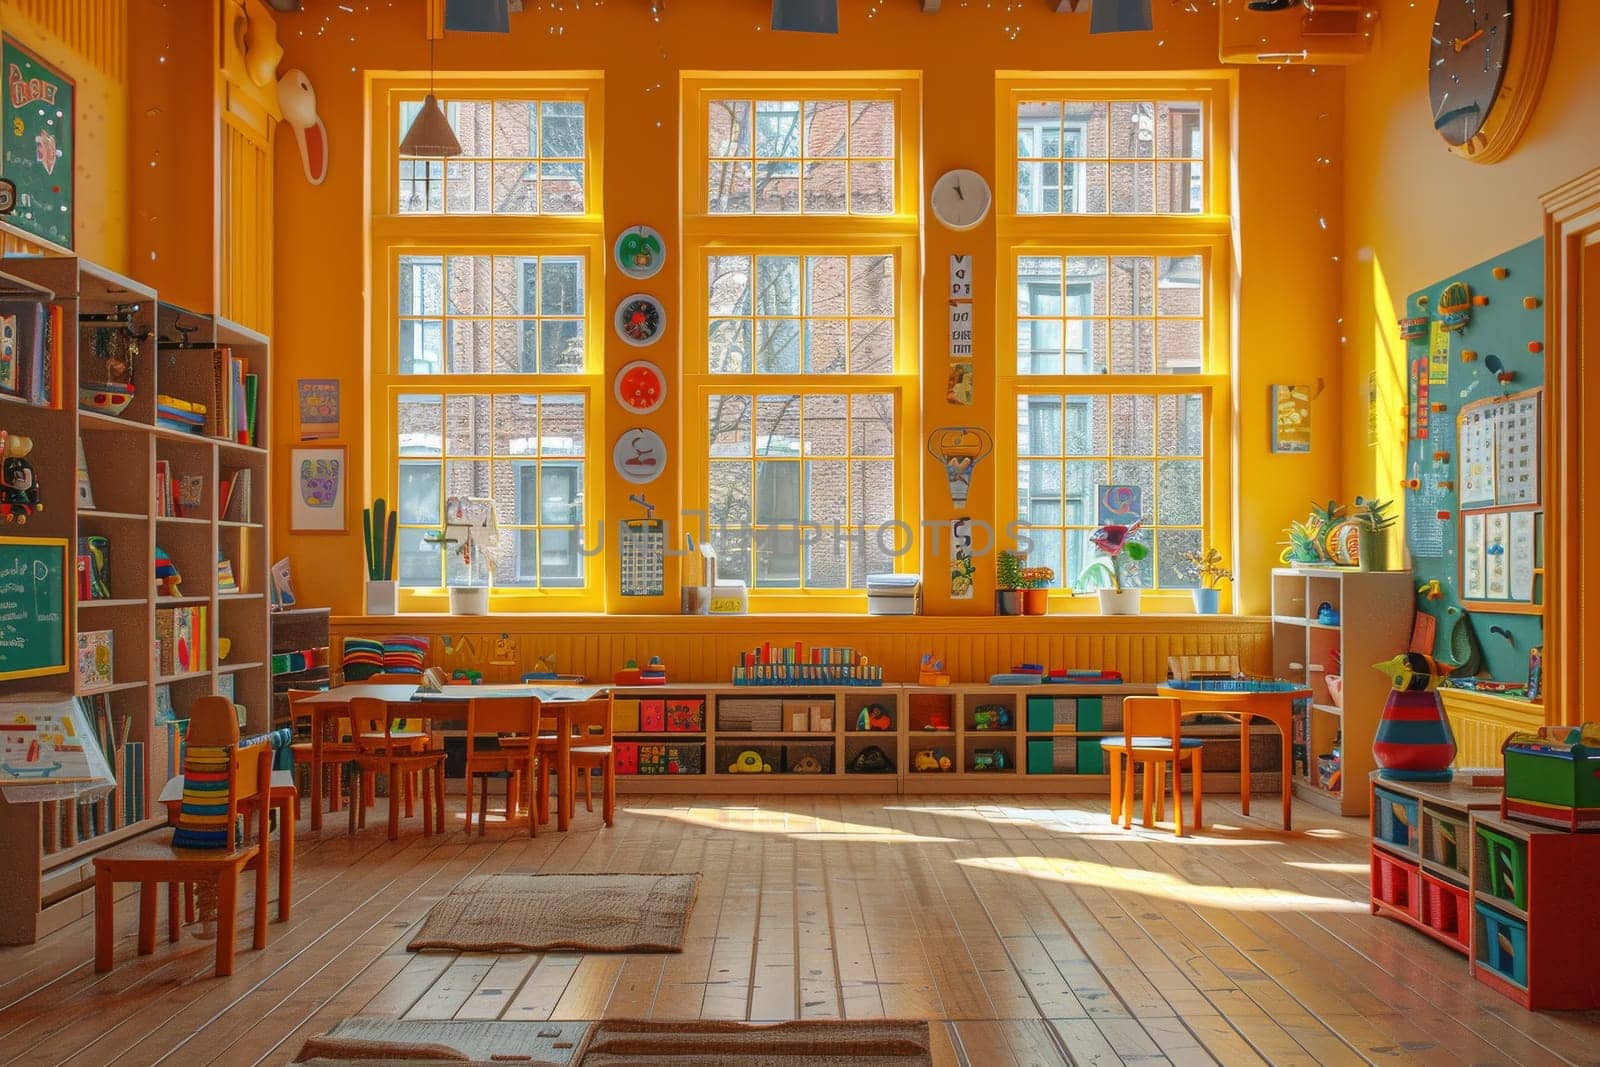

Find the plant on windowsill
[[1020, 566, 1054, 616], [1177, 547, 1231, 615], [1077, 521, 1149, 616], [995, 550, 1025, 616], [426, 495, 498, 615]]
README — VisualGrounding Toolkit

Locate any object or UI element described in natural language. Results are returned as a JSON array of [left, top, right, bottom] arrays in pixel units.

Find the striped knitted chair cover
[[170, 745, 234, 850]]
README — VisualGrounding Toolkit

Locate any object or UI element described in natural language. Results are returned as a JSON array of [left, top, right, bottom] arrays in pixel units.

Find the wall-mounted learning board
[[0, 536, 68, 681], [0, 37, 74, 250], [1402, 237, 1543, 685]]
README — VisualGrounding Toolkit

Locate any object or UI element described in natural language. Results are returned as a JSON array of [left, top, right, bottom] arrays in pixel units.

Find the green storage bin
[[1076, 697, 1103, 732], [1026, 696, 1075, 733], [1076, 739, 1104, 775], [1027, 739, 1055, 775], [1475, 824, 1529, 910]]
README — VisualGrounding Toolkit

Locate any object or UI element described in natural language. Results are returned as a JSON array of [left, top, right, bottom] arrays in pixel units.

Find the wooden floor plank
[[0, 792, 1596, 1067]]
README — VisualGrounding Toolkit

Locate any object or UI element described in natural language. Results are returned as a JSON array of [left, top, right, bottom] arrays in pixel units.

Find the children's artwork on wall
[[290, 446, 346, 532], [614, 359, 666, 415], [614, 294, 666, 346], [950, 517, 974, 599], [946, 362, 973, 406], [296, 378, 340, 440], [948, 301, 973, 358], [613, 428, 666, 485], [278, 68, 328, 185], [926, 427, 992, 509], [1271, 384, 1311, 453], [949, 255, 972, 299], [1095, 484, 1140, 526], [614, 225, 665, 280]]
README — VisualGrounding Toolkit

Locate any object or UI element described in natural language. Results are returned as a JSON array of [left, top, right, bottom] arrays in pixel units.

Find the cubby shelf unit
[[0, 256, 272, 946]]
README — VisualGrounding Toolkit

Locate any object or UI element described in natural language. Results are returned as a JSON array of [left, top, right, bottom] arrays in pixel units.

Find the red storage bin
[[1371, 850, 1419, 918], [1419, 873, 1470, 951], [614, 741, 640, 776], [641, 699, 666, 732]]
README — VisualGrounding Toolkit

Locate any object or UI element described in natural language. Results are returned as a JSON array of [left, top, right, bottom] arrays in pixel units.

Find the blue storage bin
[[1373, 787, 1420, 854], [1474, 902, 1529, 988]]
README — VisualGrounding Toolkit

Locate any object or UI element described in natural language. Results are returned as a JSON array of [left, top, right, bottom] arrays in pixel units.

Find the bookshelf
[[0, 257, 272, 945]]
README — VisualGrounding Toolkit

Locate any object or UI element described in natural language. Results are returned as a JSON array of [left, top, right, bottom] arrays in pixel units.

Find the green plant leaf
[[1124, 542, 1150, 562]]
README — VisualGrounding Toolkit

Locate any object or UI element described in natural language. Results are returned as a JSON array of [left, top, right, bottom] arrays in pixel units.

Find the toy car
[[856, 704, 893, 731], [971, 749, 1008, 772], [914, 750, 953, 772], [727, 749, 772, 773], [789, 755, 824, 774], [972, 705, 1012, 731]]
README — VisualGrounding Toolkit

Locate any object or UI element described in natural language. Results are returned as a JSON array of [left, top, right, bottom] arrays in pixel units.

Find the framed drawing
[[290, 446, 347, 532]]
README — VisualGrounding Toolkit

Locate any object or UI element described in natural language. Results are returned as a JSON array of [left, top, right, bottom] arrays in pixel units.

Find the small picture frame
[[289, 446, 347, 532]]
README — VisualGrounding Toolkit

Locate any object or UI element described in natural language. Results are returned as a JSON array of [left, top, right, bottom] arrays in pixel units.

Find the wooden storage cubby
[[0, 258, 274, 945], [270, 606, 330, 728], [1274, 567, 1415, 816]]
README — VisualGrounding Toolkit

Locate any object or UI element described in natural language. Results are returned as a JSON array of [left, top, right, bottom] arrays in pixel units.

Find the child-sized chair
[[93, 696, 274, 977], [462, 697, 542, 836], [346, 696, 446, 840], [1100, 695, 1205, 836], [566, 696, 617, 826]]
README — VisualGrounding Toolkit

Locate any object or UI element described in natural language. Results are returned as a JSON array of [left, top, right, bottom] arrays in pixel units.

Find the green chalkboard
[[1, 36, 73, 249], [0, 536, 68, 681]]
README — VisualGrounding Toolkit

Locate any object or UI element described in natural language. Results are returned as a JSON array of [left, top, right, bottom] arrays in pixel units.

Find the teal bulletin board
[[1402, 237, 1543, 687], [0, 36, 73, 249], [0, 536, 69, 681]]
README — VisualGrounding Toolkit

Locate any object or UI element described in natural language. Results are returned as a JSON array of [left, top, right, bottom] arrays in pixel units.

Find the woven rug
[[406, 874, 700, 954], [578, 1019, 933, 1065], [293, 1018, 590, 1065]]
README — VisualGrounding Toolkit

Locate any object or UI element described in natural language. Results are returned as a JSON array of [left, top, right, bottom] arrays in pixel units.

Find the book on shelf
[[178, 474, 205, 517], [156, 604, 208, 676], [0, 300, 60, 407], [156, 393, 206, 435], [76, 629, 113, 691], [220, 467, 252, 523], [155, 459, 173, 516], [206, 348, 253, 444], [76, 535, 110, 598], [245, 373, 259, 446], [75, 435, 94, 508], [217, 551, 238, 594], [122, 741, 144, 826]]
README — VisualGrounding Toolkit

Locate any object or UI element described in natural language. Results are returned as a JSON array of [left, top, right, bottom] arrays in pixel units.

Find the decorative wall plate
[[614, 293, 666, 347], [613, 427, 666, 485], [614, 225, 666, 280], [614, 359, 667, 415]]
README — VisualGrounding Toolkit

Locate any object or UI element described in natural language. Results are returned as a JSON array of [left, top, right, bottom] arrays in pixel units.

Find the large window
[[1000, 80, 1230, 604], [684, 78, 920, 609], [372, 78, 603, 610]]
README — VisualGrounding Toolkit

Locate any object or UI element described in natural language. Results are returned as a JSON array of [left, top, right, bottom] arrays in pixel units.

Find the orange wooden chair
[[286, 688, 325, 821], [93, 696, 273, 977], [343, 673, 431, 813], [462, 697, 542, 836], [566, 696, 617, 826], [346, 696, 446, 840], [1099, 695, 1205, 836]]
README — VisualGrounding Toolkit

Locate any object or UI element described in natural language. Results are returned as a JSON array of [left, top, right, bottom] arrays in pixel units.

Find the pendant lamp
[[399, 38, 461, 158]]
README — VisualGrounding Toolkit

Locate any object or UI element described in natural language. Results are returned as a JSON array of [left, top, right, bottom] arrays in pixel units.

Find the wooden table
[[298, 684, 609, 833], [1157, 683, 1310, 831]]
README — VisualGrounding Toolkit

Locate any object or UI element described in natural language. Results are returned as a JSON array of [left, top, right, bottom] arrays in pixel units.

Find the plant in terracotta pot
[[1020, 566, 1054, 616], [1078, 521, 1148, 615], [1178, 547, 1231, 614], [995, 550, 1025, 616]]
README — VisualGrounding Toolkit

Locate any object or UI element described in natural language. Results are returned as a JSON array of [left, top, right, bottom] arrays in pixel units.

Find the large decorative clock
[[1428, 0, 1556, 164]]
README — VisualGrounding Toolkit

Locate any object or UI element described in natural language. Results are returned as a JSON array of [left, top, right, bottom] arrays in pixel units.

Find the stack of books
[[156, 394, 206, 435], [866, 573, 922, 615], [156, 604, 209, 677], [208, 349, 259, 446]]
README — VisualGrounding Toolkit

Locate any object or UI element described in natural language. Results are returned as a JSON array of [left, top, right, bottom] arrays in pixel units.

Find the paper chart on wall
[[1405, 469, 1447, 559], [1462, 513, 1486, 600], [1485, 511, 1510, 599], [619, 519, 665, 597], [1509, 511, 1536, 602], [1428, 321, 1451, 384], [1459, 411, 1496, 507], [1494, 394, 1540, 506], [948, 302, 973, 358]]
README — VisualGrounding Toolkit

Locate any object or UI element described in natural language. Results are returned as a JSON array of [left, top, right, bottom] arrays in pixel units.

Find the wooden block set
[[1369, 773, 1600, 1010]]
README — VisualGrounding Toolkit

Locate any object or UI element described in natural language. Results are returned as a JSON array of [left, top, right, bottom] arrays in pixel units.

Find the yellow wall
[[1340, 0, 1600, 506], [268, 2, 1346, 620], [0, 0, 128, 271]]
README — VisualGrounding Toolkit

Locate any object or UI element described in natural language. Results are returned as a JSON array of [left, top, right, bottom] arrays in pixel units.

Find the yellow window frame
[[368, 73, 607, 613], [681, 73, 922, 613], [995, 73, 1235, 613]]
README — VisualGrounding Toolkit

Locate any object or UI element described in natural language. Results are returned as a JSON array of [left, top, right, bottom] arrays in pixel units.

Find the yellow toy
[[727, 750, 772, 773], [1374, 652, 1453, 692]]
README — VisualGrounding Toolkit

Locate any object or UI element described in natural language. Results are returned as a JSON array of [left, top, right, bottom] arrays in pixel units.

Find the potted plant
[[1020, 566, 1054, 615], [995, 550, 1024, 616], [1078, 522, 1148, 615], [1178, 547, 1231, 614], [1352, 496, 1397, 572]]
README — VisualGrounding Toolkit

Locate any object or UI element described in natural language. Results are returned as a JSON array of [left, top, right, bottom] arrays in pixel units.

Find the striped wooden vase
[[1373, 689, 1457, 781]]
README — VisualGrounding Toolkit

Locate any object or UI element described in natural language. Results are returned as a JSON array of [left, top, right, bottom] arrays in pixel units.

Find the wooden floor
[[2, 794, 1599, 1067]]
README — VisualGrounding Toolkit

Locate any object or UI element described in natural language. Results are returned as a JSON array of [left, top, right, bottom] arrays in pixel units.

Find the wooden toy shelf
[[1369, 774, 1600, 1011], [0, 256, 273, 946], [1272, 566, 1415, 817]]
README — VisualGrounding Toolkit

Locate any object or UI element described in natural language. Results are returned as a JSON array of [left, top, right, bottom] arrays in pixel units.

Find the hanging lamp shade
[[400, 93, 461, 158]]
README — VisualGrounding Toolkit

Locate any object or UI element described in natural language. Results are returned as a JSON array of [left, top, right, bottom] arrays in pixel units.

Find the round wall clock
[[1428, 0, 1557, 164], [614, 224, 666, 280], [613, 427, 666, 485], [614, 359, 667, 415], [931, 169, 992, 231], [614, 293, 666, 346]]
